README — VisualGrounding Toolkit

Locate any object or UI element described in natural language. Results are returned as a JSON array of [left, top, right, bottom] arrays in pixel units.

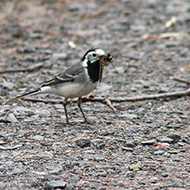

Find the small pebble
[[154, 150, 164, 155], [141, 139, 155, 145], [75, 138, 91, 148], [44, 180, 67, 189]]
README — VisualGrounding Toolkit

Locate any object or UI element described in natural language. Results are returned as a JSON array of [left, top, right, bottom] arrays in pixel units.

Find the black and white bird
[[5, 48, 112, 124]]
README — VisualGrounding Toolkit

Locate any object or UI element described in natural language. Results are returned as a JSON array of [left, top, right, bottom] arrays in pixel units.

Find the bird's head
[[81, 48, 112, 65], [81, 48, 113, 82]]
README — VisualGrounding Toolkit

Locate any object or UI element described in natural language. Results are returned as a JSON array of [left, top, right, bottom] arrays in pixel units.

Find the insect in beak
[[103, 53, 117, 71]]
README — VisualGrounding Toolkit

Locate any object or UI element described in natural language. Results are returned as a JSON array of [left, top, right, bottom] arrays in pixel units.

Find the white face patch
[[95, 49, 106, 56], [83, 49, 106, 63], [82, 58, 88, 67]]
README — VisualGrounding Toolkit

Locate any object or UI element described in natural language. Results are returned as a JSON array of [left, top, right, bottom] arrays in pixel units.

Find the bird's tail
[[4, 88, 41, 104]]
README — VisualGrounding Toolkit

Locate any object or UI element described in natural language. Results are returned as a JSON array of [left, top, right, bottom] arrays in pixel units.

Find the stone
[[157, 136, 173, 143], [44, 180, 67, 189], [16, 45, 36, 53], [97, 130, 109, 136], [168, 150, 178, 154], [154, 150, 164, 155], [24, 45, 36, 53], [168, 134, 181, 143], [5, 113, 20, 123], [162, 172, 169, 177], [125, 141, 136, 148], [141, 139, 155, 145], [49, 167, 62, 175], [118, 113, 138, 120], [75, 139, 91, 148], [92, 139, 105, 149], [30, 135, 44, 141], [122, 147, 133, 152], [2, 82, 15, 89]]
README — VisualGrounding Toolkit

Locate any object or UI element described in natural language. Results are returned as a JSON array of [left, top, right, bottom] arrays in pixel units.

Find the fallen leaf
[[132, 166, 140, 171]]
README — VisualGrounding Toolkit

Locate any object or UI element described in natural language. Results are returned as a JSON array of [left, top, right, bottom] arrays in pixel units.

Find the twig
[[0, 63, 44, 74], [141, 32, 183, 40], [21, 88, 190, 109], [172, 77, 190, 84], [22, 96, 117, 111]]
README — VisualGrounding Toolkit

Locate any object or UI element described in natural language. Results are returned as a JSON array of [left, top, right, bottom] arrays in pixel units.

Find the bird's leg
[[77, 97, 87, 122], [63, 98, 70, 124]]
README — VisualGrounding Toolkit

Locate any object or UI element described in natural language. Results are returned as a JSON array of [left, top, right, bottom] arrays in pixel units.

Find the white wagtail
[[5, 48, 113, 124]]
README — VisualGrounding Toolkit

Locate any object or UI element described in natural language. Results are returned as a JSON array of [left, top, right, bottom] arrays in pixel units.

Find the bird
[[5, 48, 113, 124]]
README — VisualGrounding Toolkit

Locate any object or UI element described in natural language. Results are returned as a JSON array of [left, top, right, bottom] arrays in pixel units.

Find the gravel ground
[[0, 0, 190, 189]]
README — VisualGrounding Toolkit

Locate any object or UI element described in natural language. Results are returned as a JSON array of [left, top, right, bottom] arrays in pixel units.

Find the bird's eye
[[92, 53, 96, 57]]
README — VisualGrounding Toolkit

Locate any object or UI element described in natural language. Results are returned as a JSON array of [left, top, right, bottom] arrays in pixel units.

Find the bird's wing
[[41, 63, 84, 87]]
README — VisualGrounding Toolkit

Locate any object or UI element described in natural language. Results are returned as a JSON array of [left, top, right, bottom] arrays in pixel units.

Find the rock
[[96, 83, 112, 92], [157, 136, 173, 143], [21, 55, 35, 62], [92, 139, 105, 149], [2, 82, 15, 89], [23, 115, 38, 123], [44, 180, 67, 189], [122, 147, 133, 152], [166, 124, 180, 129], [125, 141, 136, 148], [159, 87, 170, 93], [12, 106, 36, 116], [38, 151, 53, 159], [150, 177, 158, 183], [24, 45, 36, 53], [40, 49, 52, 55], [130, 24, 146, 31], [154, 150, 164, 155], [75, 139, 91, 148], [16, 45, 35, 53], [94, 154, 106, 161], [128, 104, 136, 110], [118, 113, 138, 120], [167, 150, 178, 154], [30, 33, 42, 39], [162, 172, 169, 177], [97, 130, 109, 136], [95, 170, 107, 177], [141, 139, 155, 145], [0, 140, 6, 145], [30, 135, 44, 141], [49, 167, 62, 175], [168, 134, 181, 143], [5, 113, 20, 123], [178, 142, 186, 146]]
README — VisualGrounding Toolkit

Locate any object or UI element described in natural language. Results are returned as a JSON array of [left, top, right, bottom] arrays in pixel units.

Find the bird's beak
[[99, 53, 113, 64]]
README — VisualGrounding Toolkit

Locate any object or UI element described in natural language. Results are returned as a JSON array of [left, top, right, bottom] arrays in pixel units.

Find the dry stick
[[22, 88, 190, 110], [172, 77, 190, 84], [0, 63, 44, 74]]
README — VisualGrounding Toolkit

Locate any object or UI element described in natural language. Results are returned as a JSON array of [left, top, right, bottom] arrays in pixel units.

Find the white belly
[[40, 82, 97, 99]]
